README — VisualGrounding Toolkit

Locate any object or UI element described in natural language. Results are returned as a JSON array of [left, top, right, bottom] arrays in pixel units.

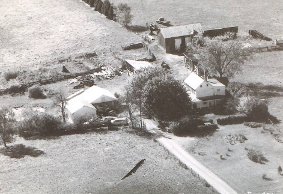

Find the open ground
[[0, 130, 215, 194]]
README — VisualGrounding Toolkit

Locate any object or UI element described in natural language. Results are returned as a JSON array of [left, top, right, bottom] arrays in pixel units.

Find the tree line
[[82, 0, 133, 27]]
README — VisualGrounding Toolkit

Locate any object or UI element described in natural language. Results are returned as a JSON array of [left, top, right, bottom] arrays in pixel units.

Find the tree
[[126, 67, 168, 127], [101, 0, 111, 16], [116, 3, 133, 27], [52, 89, 68, 123], [95, 0, 103, 12], [196, 38, 252, 78], [237, 95, 269, 122], [143, 76, 192, 121], [0, 108, 15, 148]]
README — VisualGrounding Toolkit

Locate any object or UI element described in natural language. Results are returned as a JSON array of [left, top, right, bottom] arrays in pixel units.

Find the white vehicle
[[110, 117, 129, 126]]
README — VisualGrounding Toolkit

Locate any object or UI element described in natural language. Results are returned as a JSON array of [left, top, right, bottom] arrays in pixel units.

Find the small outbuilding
[[124, 60, 154, 72], [158, 23, 203, 54], [66, 86, 117, 124]]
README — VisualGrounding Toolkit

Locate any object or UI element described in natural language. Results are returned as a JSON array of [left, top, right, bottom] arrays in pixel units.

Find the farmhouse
[[184, 72, 226, 109], [158, 23, 203, 54], [66, 86, 117, 124]]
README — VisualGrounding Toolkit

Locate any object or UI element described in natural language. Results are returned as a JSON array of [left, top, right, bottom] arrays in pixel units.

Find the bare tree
[[197, 38, 252, 78], [52, 89, 68, 123], [116, 3, 133, 27], [0, 107, 15, 148]]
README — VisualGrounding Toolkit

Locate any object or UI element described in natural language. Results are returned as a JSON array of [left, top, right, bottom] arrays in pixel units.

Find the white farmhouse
[[184, 72, 226, 109]]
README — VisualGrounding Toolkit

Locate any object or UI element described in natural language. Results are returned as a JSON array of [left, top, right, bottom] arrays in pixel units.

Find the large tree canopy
[[143, 76, 192, 121], [194, 38, 252, 78]]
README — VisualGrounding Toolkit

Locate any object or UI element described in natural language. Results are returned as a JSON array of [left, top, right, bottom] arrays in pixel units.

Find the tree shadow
[[245, 82, 283, 98], [0, 144, 44, 159]]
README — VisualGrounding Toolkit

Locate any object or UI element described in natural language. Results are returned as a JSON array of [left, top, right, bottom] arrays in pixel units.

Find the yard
[[175, 49, 283, 193], [0, 130, 215, 194]]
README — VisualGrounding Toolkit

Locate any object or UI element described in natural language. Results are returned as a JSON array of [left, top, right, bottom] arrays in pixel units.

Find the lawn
[[0, 130, 215, 194], [182, 124, 283, 193], [111, 0, 283, 38]]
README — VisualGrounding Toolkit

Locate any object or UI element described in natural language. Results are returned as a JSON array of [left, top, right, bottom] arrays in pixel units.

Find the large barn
[[158, 23, 203, 54]]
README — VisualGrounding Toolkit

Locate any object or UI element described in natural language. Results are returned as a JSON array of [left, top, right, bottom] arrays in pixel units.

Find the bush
[[18, 113, 62, 139], [28, 85, 46, 99], [247, 149, 268, 164], [4, 71, 18, 81], [217, 115, 247, 125], [7, 85, 26, 95], [237, 96, 269, 122], [172, 117, 216, 137]]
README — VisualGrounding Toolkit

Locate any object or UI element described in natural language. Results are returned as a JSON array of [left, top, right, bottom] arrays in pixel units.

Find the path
[[157, 137, 238, 194]]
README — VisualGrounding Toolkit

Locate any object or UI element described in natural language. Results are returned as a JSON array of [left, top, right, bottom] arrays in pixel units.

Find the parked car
[[101, 116, 117, 123], [110, 117, 129, 126]]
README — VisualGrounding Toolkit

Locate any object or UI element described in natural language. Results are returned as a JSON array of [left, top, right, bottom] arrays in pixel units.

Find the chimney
[[191, 63, 195, 72], [196, 66, 199, 75], [204, 69, 208, 81]]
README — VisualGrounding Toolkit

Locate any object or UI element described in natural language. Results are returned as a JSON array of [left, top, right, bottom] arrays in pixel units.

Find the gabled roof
[[66, 86, 117, 114], [81, 86, 117, 104], [207, 78, 225, 87], [159, 23, 203, 39], [66, 101, 96, 114], [125, 60, 154, 71], [184, 72, 204, 90]]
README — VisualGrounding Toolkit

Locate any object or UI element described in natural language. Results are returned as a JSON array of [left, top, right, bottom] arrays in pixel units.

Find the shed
[[158, 23, 203, 54], [124, 60, 154, 72], [66, 101, 97, 124], [66, 86, 117, 124]]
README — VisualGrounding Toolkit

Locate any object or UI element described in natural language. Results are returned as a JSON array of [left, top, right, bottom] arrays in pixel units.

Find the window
[[203, 102, 207, 105], [217, 89, 220, 92], [207, 84, 208, 86], [200, 85, 202, 87]]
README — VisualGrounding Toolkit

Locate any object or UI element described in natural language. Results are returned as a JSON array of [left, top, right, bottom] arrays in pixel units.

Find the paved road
[[157, 137, 238, 194]]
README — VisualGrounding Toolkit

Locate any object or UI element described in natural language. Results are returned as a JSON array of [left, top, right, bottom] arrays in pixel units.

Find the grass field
[[0, 130, 215, 194], [111, 0, 283, 38], [0, 0, 140, 71]]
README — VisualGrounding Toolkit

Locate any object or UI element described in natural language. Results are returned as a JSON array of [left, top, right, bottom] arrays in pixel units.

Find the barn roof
[[159, 23, 203, 39], [184, 72, 204, 90], [66, 86, 117, 114], [66, 101, 96, 114], [125, 60, 154, 71]]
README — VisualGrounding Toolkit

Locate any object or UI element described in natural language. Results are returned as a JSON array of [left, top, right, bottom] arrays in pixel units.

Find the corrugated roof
[[184, 72, 204, 90], [125, 60, 154, 71], [160, 23, 203, 39]]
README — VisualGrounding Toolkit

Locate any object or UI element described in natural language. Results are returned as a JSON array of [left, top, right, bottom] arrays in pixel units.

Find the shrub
[[237, 96, 269, 122], [172, 117, 206, 137], [4, 71, 18, 81], [0, 144, 44, 158], [28, 85, 46, 99], [217, 115, 247, 125], [18, 113, 62, 138], [247, 149, 268, 164], [7, 85, 26, 95]]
